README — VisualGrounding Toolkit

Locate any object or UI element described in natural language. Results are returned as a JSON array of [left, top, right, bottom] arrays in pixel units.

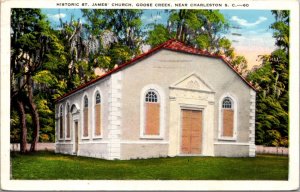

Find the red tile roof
[[56, 39, 255, 103]]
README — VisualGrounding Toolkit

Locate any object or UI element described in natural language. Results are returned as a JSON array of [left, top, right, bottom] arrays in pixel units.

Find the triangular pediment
[[170, 72, 214, 92]]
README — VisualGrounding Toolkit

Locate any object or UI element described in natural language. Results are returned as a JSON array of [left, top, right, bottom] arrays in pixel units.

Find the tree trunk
[[16, 98, 27, 153], [27, 78, 40, 152]]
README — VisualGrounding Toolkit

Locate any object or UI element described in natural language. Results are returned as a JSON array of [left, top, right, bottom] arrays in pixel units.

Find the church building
[[55, 39, 256, 160]]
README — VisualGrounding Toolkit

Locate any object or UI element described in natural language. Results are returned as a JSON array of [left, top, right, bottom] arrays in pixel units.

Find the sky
[[221, 10, 276, 68], [42, 9, 276, 69]]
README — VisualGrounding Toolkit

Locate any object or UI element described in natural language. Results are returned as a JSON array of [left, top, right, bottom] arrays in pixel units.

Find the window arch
[[145, 91, 158, 102], [83, 95, 89, 137], [222, 97, 232, 109], [59, 105, 64, 139], [96, 92, 101, 104], [65, 102, 71, 139], [71, 103, 80, 114], [94, 91, 102, 137], [84, 96, 88, 108], [140, 84, 165, 139], [219, 94, 237, 140]]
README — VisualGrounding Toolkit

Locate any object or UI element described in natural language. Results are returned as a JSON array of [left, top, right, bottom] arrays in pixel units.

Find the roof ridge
[[55, 39, 255, 103]]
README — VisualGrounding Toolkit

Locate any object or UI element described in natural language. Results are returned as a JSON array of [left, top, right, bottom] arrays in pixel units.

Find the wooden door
[[74, 121, 79, 154], [181, 109, 203, 154]]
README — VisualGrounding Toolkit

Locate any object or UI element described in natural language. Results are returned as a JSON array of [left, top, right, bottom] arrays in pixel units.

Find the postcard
[[1, 0, 299, 190]]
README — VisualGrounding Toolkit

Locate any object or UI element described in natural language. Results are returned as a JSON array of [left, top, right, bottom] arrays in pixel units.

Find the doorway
[[181, 109, 203, 154]]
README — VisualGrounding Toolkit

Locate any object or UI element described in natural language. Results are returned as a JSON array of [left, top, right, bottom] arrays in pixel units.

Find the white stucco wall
[[55, 76, 111, 159]]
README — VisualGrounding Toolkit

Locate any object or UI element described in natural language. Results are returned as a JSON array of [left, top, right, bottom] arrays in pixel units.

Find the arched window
[[94, 91, 102, 136], [221, 97, 234, 137], [144, 90, 160, 135], [83, 95, 89, 137], [66, 103, 71, 139], [59, 105, 64, 139], [222, 97, 232, 109]]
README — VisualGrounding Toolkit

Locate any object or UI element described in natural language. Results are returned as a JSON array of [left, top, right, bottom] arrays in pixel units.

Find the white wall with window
[[218, 93, 238, 140], [59, 104, 64, 140], [82, 94, 89, 139], [140, 84, 165, 139], [65, 102, 71, 140], [92, 88, 103, 138]]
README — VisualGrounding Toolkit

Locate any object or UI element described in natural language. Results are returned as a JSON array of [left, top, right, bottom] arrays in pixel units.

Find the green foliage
[[166, 10, 228, 48], [35, 99, 55, 142], [254, 94, 288, 146], [108, 44, 133, 66], [32, 70, 58, 86], [95, 55, 112, 70], [247, 11, 289, 147], [195, 34, 210, 50], [218, 38, 234, 58], [271, 11, 289, 50], [10, 110, 21, 143], [12, 152, 288, 180], [146, 24, 171, 47], [82, 9, 143, 70], [71, 74, 82, 88], [52, 80, 68, 100], [25, 114, 33, 142], [231, 56, 248, 76], [218, 38, 231, 49]]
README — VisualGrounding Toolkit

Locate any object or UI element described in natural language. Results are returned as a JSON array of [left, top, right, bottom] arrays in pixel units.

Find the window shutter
[[95, 104, 101, 136], [145, 103, 160, 135], [84, 108, 89, 137], [66, 113, 70, 138], [222, 109, 234, 137], [60, 116, 63, 139]]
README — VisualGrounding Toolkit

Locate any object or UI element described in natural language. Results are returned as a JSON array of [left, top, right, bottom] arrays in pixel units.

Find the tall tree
[[11, 9, 62, 151], [247, 10, 289, 147]]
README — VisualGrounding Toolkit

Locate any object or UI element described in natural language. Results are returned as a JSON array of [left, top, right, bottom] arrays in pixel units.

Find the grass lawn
[[11, 151, 288, 180]]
